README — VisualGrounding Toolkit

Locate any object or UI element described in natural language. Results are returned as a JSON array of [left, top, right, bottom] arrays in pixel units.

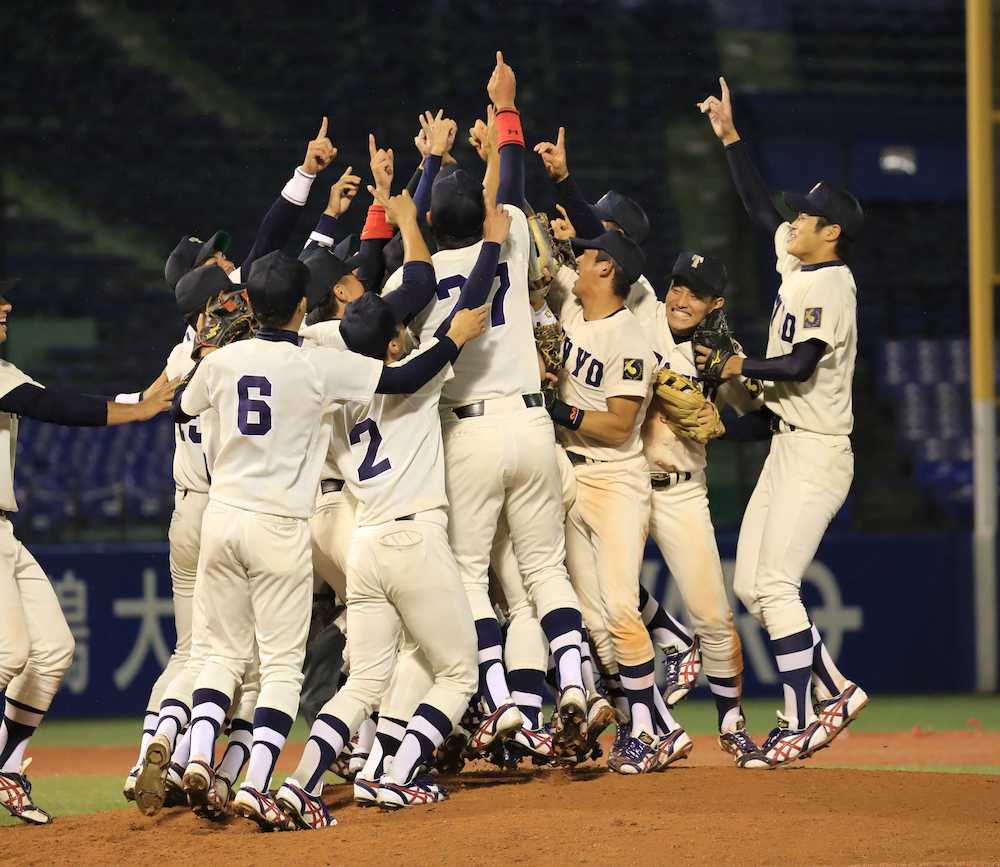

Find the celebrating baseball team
[[0, 52, 870, 831]]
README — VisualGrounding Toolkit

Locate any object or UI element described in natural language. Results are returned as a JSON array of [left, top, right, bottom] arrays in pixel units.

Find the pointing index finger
[[556, 126, 565, 149], [317, 116, 328, 139], [719, 77, 730, 104], [368, 133, 377, 159]]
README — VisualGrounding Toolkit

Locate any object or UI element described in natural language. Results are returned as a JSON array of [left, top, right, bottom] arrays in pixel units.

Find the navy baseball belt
[[452, 392, 544, 419], [650, 471, 692, 489], [320, 478, 345, 494]]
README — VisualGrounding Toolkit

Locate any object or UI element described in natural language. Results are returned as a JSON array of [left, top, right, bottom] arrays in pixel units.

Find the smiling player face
[[665, 282, 722, 337]]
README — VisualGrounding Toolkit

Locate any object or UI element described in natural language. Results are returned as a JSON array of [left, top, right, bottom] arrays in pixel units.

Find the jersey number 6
[[237, 375, 272, 436], [350, 418, 392, 480]]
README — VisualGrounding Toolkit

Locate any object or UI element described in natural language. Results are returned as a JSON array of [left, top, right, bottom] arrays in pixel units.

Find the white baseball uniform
[[180, 331, 383, 720], [733, 223, 857, 640], [0, 362, 74, 713]]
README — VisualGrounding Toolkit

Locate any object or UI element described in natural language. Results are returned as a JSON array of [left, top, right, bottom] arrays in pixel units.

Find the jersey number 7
[[433, 262, 510, 339]]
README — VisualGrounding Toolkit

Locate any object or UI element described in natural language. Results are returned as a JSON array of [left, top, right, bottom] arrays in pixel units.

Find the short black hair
[[252, 291, 302, 329], [596, 251, 631, 298], [815, 216, 852, 261], [340, 292, 399, 360], [432, 223, 484, 251], [305, 292, 340, 326]]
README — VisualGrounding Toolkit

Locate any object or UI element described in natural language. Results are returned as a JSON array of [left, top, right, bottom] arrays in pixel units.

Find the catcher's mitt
[[654, 368, 725, 444], [528, 211, 575, 301], [192, 288, 254, 358], [534, 321, 564, 403], [692, 308, 738, 396]]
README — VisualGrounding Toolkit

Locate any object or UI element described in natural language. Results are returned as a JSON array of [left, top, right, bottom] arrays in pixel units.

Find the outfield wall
[[31, 533, 990, 717]]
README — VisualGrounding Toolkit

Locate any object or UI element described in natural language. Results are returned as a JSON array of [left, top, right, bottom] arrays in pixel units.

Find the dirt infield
[[5, 732, 1000, 866]]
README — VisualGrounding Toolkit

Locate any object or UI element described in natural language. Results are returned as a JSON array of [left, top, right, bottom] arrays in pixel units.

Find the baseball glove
[[534, 321, 564, 403], [654, 368, 725, 444], [192, 289, 254, 358], [692, 308, 739, 396], [528, 211, 575, 301]]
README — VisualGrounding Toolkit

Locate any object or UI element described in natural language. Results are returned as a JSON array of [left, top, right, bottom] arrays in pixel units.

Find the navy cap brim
[[196, 231, 232, 268], [783, 192, 815, 216]]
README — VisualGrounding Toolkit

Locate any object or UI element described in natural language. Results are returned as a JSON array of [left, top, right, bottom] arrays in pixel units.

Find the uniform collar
[[255, 328, 302, 346], [800, 259, 843, 272]]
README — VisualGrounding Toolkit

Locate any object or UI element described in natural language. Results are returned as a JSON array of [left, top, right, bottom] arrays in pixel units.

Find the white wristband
[[532, 302, 558, 328], [114, 392, 142, 404], [281, 167, 316, 206]]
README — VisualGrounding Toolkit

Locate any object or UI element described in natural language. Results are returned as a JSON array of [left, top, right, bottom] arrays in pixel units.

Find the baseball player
[[640, 250, 770, 768], [171, 243, 480, 829], [132, 121, 341, 815], [0, 277, 177, 825], [697, 77, 868, 767], [381, 53, 589, 755]]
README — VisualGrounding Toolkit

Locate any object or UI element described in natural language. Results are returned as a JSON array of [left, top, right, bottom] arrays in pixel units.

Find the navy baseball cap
[[246, 250, 308, 310], [175, 264, 232, 318], [165, 231, 232, 290], [340, 292, 399, 360], [572, 231, 646, 285], [300, 236, 361, 312], [592, 191, 650, 245], [670, 251, 727, 297], [430, 168, 486, 240], [783, 182, 864, 238]]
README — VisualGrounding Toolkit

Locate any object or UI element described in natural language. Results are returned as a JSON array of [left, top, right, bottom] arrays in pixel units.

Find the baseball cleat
[[468, 702, 522, 753], [653, 727, 693, 771], [328, 741, 355, 780], [0, 766, 53, 825], [183, 760, 229, 819], [814, 682, 869, 747], [123, 765, 140, 802], [662, 637, 702, 707], [164, 761, 187, 807], [757, 714, 830, 768], [134, 732, 171, 816], [347, 750, 369, 781], [435, 726, 469, 775], [586, 696, 616, 744], [353, 776, 380, 807], [718, 725, 772, 769], [275, 780, 337, 830], [607, 731, 659, 775], [377, 775, 448, 809], [554, 685, 589, 756], [232, 785, 296, 831], [511, 725, 554, 759]]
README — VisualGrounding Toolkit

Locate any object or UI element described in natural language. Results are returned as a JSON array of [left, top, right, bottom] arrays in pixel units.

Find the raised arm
[[371, 186, 437, 325], [302, 165, 362, 252], [488, 51, 525, 207], [413, 111, 456, 224], [534, 127, 606, 239], [698, 78, 782, 235]]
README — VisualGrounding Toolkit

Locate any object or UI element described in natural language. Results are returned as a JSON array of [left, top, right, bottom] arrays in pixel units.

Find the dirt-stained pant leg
[[734, 433, 854, 640], [649, 475, 742, 679]]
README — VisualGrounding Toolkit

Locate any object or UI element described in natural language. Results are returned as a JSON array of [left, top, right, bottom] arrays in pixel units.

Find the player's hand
[[368, 133, 395, 195], [447, 304, 489, 347], [550, 204, 576, 240], [414, 112, 432, 160], [482, 202, 512, 244], [368, 185, 417, 227], [426, 109, 457, 158], [487, 50, 516, 109], [697, 77, 739, 146], [533, 126, 568, 182], [136, 377, 181, 420], [301, 116, 337, 175], [325, 166, 362, 217]]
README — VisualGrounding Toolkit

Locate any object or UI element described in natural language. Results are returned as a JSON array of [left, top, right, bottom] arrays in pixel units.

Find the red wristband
[[496, 108, 524, 148], [361, 204, 393, 240]]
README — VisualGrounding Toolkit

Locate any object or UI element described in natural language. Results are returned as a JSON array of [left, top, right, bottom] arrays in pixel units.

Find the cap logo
[[189, 236, 203, 243], [690, 254, 704, 269]]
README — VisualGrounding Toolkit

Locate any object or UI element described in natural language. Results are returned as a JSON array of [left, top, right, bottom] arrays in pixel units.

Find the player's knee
[[605, 600, 644, 638], [0, 639, 30, 687], [37, 629, 75, 680]]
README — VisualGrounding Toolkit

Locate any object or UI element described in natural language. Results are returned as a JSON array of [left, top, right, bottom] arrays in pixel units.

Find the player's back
[[333, 348, 452, 526], [190, 332, 380, 518], [395, 205, 538, 407]]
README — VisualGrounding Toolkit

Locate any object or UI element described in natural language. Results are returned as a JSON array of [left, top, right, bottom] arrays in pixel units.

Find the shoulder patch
[[804, 307, 823, 328], [623, 358, 644, 381]]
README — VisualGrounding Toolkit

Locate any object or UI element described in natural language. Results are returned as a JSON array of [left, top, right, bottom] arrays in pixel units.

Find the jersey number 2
[[237, 375, 272, 436], [349, 418, 391, 480]]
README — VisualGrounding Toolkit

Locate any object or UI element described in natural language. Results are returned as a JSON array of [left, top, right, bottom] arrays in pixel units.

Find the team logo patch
[[804, 307, 823, 328], [623, 358, 644, 381]]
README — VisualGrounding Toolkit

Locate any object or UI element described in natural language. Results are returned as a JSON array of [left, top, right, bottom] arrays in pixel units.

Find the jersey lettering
[[350, 418, 392, 481], [571, 347, 592, 377], [585, 358, 604, 387], [177, 418, 202, 444], [237, 375, 272, 436], [780, 313, 796, 343]]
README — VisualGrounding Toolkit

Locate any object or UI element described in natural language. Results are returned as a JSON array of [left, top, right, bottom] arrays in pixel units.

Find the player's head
[[175, 263, 233, 329], [428, 168, 486, 250], [246, 250, 308, 330], [592, 191, 650, 245], [340, 292, 406, 362], [571, 231, 645, 301], [301, 238, 365, 325], [165, 231, 233, 292], [666, 251, 726, 336], [783, 182, 863, 263], [0, 278, 18, 344]]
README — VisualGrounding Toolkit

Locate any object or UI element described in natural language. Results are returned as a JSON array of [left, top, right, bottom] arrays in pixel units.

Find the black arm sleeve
[[497, 142, 525, 207], [719, 407, 774, 442], [741, 339, 826, 383], [724, 139, 783, 235], [405, 165, 423, 197], [241, 195, 302, 272], [356, 236, 389, 295], [171, 361, 202, 424], [413, 155, 441, 225], [375, 336, 459, 394], [385, 262, 437, 326], [0, 384, 107, 426], [553, 175, 605, 239]]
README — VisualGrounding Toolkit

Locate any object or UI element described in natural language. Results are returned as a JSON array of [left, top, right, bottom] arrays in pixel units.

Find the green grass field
[[3, 695, 998, 827]]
